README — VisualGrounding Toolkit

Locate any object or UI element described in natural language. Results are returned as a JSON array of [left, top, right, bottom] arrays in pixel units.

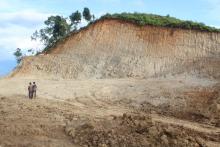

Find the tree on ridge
[[69, 10, 82, 30], [83, 7, 92, 22]]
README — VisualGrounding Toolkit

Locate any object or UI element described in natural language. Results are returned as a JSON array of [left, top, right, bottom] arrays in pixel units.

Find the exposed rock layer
[[12, 19, 220, 79]]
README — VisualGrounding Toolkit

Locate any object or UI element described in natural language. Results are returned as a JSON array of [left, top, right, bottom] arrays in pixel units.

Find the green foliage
[[32, 15, 70, 50], [83, 7, 92, 22], [100, 13, 220, 32], [70, 11, 82, 26], [32, 8, 96, 53], [13, 48, 23, 64]]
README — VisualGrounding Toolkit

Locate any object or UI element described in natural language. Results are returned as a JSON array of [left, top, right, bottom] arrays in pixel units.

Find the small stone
[[161, 134, 169, 145], [98, 143, 108, 147], [148, 126, 158, 136], [195, 137, 207, 147]]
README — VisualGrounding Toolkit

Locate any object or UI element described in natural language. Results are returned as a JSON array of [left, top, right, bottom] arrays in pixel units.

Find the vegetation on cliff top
[[100, 13, 220, 32], [29, 12, 220, 54], [51, 13, 219, 52]]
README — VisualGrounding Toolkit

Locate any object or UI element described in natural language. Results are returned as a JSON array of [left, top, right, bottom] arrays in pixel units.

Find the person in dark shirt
[[28, 82, 33, 99], [32, 82, 37, 98]]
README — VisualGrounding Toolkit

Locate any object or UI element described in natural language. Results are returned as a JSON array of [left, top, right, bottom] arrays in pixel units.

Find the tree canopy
[[83, 7, 92, 22], [69, 10, 82, 30], [31, 8, 95, 53], [70, 11, 82, 23], [32, 15, 70, 49], [13, 48, 23, 64]]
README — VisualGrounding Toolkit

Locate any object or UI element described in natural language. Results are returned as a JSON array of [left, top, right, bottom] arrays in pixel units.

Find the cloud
[[0, 10, 51, 28], [0, 10, 51, 61], [0, 1, 10, 9]]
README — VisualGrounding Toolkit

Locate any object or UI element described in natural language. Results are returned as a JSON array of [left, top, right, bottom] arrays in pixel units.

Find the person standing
[[28, 82, 33, 99], [33, 82, 37, 98]]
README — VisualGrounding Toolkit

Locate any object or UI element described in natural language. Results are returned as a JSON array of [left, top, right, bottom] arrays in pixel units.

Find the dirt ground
[[0, 77, 219, 147]]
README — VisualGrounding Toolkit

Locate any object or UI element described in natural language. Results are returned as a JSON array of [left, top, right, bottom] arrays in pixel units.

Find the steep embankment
[[11, 19, 220, 79], [3, 18, 220, 147]]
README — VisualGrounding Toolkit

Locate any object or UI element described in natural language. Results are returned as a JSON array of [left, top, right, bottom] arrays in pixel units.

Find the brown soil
[[65, 113, 215, 147], [2, 18, 220, 147], [0, 78, 219, 147]]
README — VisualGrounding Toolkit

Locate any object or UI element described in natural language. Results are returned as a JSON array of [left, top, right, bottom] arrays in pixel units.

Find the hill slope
[[3, 16, 220, 147], [11, 19, 220, 79]]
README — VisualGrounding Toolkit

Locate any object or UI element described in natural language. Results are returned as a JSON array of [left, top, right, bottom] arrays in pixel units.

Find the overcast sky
[[0, 0, 220, 76]]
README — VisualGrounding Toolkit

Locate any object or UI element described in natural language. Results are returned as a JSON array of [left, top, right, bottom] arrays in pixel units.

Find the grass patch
[[100, 13, 220, 32]]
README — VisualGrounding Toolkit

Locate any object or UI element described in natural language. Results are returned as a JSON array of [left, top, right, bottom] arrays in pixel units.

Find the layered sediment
[[11, 19, 220, 79]]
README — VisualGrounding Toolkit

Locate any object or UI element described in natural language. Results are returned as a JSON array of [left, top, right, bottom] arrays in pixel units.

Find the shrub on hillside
[[100, 13, 220, 32]]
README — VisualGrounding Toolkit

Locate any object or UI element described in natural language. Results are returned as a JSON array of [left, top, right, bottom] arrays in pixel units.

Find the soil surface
[[0, 77, 219, 147]]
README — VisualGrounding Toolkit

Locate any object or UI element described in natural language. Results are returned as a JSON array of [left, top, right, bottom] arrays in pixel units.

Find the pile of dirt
[[138, 86, 220, 126], [65, 113, 206, 147]]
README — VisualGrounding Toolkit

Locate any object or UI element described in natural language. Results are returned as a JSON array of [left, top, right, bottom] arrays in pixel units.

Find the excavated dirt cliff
[[11, 19, 220, 79], [2, 18, 220, 147]]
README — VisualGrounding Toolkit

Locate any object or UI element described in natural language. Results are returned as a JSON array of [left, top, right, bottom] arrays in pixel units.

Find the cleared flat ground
[[0, 77, 219, 146]]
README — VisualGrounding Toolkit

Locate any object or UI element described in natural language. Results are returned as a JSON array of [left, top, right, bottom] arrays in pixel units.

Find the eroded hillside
[[11, 19, 220, 79], [1, 18, 220, 147]]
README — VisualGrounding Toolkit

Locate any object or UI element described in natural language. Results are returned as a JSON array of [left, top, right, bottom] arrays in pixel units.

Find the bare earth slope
[[11, 19, 220, 79], [0, 19, 220, 146]]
